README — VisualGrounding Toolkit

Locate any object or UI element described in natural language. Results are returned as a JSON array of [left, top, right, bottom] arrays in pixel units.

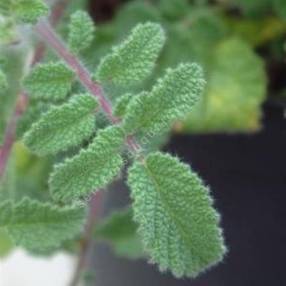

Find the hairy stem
[[35, 20, 141, 153], [35, 20, 116, 123]]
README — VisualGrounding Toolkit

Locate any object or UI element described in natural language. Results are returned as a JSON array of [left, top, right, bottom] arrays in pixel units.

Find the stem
[[0, 0, 70, 180], [35, 20, 117, 123], [0, 92, 27, 178], [70, 192, 104, 286], [34, 20, 141, 154]]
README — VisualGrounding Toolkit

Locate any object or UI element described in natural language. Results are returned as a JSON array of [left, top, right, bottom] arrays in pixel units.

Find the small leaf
[[128, 152, 226, 278], [113, 93, 134, 117], [95, 208, 145, 259], [50, 126, 126, 203], [96, 22, 165, 88], [12, 0, 49, 23], [123, 63, 205, 135], [0, 198, 86, 251], [68, 10, 95, 55], [24, 62, 74, 101], [23, 94, 98, 156]]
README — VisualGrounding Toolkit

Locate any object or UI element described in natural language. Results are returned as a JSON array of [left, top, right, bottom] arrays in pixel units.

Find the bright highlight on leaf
[[50, 126, 126, 203], [128, 152, 226, 278], [96, 22, 166, 88], [24, 62, 74, 101], [123, 63, 205, 135], [12, 0, 49, 23], [23, 94, 98, 156], [0, 198, 86, 251], [68, 10, 95, 55]]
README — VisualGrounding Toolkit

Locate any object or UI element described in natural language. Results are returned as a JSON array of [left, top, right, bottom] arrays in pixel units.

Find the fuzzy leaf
[[50, 126, 126, 202], [24, 62, 74, 101], [68, 10, 95, 55], [0, 198, 86, 251], [23, 94, 98, 156], [12, 0, 49, 23], [95, 208, 145, 259], [113, 93, 134, 117], [123, 63, 205, 135], [128, 152, 226, 278], [96, 22, 165, 88]]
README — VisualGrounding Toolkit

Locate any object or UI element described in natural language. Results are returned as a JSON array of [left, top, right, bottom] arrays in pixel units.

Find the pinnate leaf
[[50, 126, 126, 202], [12, 0, 49, 23], [96, 22, 165, 88], [95, 208, 145, 259], [24, 62, 74, 101], [123, 63, 205, 135], [128, 152, 226, 278], [0, 198, 86, 251], [68, 10, 95, 55], [23, 94, 98, 156]]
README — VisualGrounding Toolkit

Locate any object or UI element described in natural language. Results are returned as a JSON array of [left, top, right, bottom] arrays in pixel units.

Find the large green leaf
[[23, 94, 98, 156], [123, 63, 205, 135], [50, 126, 125, 203], [181, 38, 266, 133], [96, 22, 165, 88], [128, 152, 226, 278], [0, 198, 86, 251]]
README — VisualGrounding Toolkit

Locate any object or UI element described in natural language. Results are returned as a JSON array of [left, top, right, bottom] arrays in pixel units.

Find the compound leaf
[[0, 198, 86, 251], [68, 10, 95, 55], [24, 62, 74, 101], [96, 22, 165, 88], [95, 208, 145, 259], [23, 94, 98, 156], [123, 63, 205, 135], [50, 126, 126, 202], [128, 152, 226, 278]]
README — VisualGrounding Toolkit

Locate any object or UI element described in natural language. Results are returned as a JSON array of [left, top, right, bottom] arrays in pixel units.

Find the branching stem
[[35, 20, 141, 154]]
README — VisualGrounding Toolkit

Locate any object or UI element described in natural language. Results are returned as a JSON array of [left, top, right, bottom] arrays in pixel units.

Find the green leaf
[[12, 0, 49, 23], [0, 69, 8, 89], [68, 10, 95, 55], [96, 22, 166, 88], [50, 126, 126, 203], [113, 93, 134, 118], [181, 38, 266, 133], [123, 63, 205, 135], [0, 198, 86, 251], [128, 152, 226, 278], [95, 208, 145, 259], [24, 62, 74, 101], [23, 94, 98, 156]]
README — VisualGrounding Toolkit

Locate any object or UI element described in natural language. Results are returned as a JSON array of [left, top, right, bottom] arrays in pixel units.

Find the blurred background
[[1, 0, 286, 285]]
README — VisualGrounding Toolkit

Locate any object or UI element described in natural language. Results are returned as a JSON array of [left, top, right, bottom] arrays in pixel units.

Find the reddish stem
[[35, 20, 117, 123], [0, 93, 28, 178], [35, 20, 141, 154]]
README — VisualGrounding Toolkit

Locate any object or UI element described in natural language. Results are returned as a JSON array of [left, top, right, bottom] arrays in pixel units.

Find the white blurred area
[[0, 249, 75, 286]]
